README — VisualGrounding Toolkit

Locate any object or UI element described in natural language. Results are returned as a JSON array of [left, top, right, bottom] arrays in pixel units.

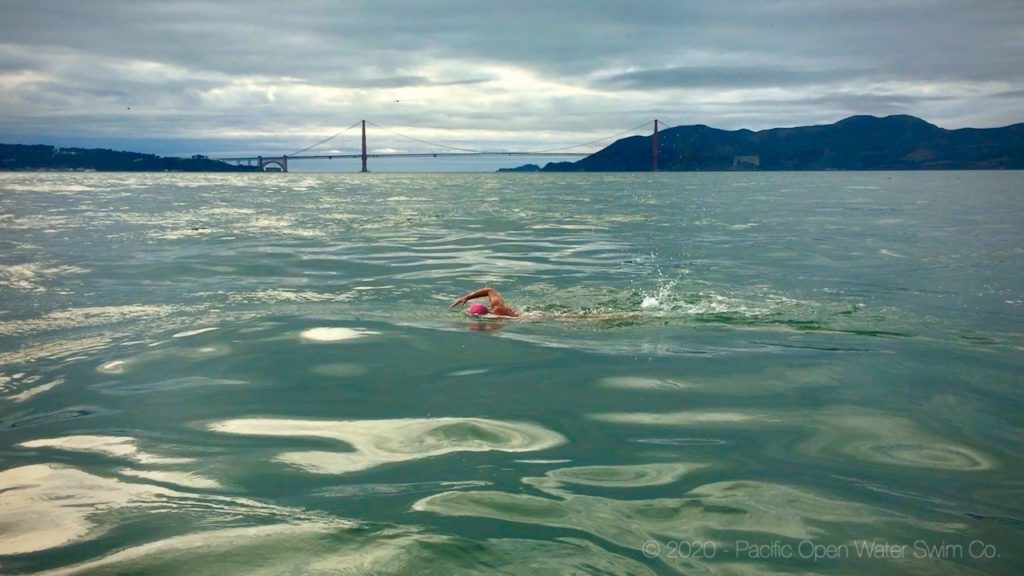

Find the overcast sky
[[2, 0, 1022, 163]]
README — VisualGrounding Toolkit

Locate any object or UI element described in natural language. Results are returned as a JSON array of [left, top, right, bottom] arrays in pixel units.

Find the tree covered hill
[[0, 144, 258, 172]]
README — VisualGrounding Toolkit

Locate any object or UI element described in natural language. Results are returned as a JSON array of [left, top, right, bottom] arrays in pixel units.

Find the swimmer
[[450, 287, 521, 317], [450, 286, 648, 325]]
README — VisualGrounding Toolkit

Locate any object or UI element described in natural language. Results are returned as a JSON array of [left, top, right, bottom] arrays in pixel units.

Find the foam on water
[[0, 463, 346, 556], [299, 327, 379, 342], [172, 327, 219, 338], [591, 410, 772, 425], [19, 435, 194, 465], [0, 464, 181, 555], [209, 417, 567, 474], [97, 360, 128, 374], [598, 376, 691, 390]]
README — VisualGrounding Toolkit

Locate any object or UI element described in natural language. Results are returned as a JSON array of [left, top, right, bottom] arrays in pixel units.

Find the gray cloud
[[343, 76, 494, 89], [1, 0, 1022, 157], [990, 89, 1024, 99], [596, 66, 870, 90]]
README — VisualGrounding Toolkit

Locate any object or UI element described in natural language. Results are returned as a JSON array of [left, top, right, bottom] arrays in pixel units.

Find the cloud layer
[[1, 0, 1022, 157]]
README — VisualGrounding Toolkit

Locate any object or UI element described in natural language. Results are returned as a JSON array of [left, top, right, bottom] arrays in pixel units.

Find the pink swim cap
[[467, 303, 489, 316]]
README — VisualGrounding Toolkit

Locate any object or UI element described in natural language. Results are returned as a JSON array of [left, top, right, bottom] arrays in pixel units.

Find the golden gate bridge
[[215, 119, 661, 172]]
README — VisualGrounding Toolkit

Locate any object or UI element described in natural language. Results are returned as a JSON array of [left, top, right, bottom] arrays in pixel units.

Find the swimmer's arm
[[450, 287, 495, 308], [450, 287, 509, 310]]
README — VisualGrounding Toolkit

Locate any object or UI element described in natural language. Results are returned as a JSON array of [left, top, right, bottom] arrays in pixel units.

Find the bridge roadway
[[217, 151, 586, 161], [214, 151, 589, 172], [212, 119, 657, 172]]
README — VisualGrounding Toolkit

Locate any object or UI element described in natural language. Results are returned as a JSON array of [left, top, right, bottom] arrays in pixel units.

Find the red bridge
[[215, 119, 661, 172]]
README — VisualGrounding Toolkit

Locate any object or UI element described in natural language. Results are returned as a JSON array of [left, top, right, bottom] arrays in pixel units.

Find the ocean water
[[0, 171, 1021, 575]]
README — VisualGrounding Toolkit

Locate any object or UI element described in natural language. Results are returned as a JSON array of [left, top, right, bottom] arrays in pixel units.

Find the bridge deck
[[215, 151, 589, 162]]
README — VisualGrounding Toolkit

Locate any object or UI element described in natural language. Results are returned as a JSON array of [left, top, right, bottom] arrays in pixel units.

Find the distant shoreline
[[0, 143, 258, 173], [5, 114, 1022, 173]]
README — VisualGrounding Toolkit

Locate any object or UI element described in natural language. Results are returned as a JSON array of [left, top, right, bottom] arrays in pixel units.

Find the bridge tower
[[652, 119, 659, 172], [361, 120, 368, 172]]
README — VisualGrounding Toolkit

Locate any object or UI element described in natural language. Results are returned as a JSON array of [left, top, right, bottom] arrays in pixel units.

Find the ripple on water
[[0, 305, 181, 338], [208, 417, 567, 474], [679, 364, 845, 394], [117, 469, 222, 490], [91, 376, 248, 396], [4, 406, 109, 430], [413, 478, 899, 557], [863, 444, 990, 470], [798, 409, 997, 472], [588, 406, 996, 472], [229, 289, 355, 304], [94, 339, 234, 379], [311, 362, 369, 377], [0, 263, 89, 292], [26, 526, 654, 576], [312, 480, 491, 498], [521, 462, 706, 500], [0, 334, 120, 366], [415, 472, 970, 575], [535, 462, 704, 489]]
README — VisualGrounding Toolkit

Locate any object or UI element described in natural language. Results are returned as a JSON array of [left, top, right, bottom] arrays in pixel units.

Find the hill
[[0, 144, 259, 172], [513, 115, 1024, 172]]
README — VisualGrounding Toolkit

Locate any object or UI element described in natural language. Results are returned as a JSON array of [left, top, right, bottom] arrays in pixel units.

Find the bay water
[[1, 171, 1021, 574]]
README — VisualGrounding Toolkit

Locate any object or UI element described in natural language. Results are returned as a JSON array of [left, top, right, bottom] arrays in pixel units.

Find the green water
[[0, 171, 1021, 574]]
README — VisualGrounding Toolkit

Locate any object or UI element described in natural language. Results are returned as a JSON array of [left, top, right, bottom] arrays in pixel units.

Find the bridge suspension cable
[[289, 120, 362, 156], [532, 120, 656, 154], [364, 121, 483, 153], [215, 118, 662, 171], [286, 119, 658, 157]]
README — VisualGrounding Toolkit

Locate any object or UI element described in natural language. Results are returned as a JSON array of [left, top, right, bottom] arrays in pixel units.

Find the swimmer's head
[[467, 303, 489, 316]]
